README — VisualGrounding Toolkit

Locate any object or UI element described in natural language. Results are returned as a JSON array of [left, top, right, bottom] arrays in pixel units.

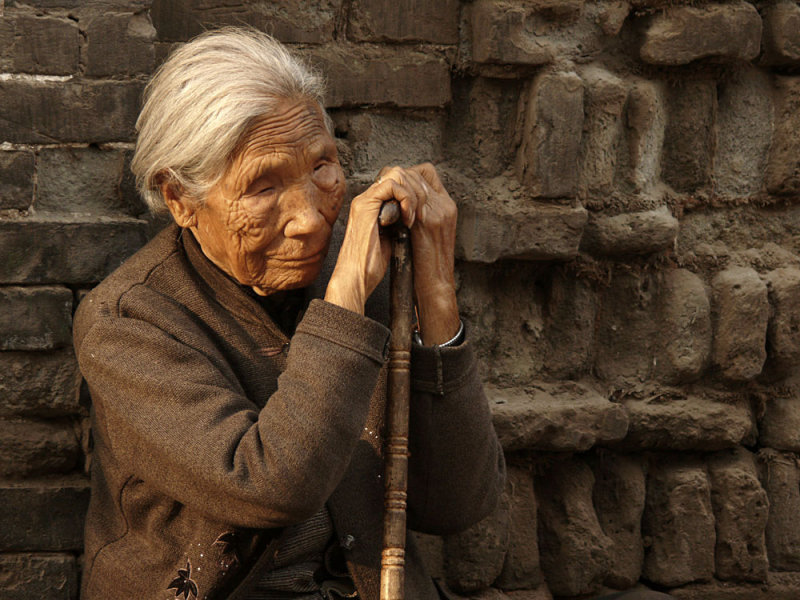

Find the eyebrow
[[236, 139, 336, 194]]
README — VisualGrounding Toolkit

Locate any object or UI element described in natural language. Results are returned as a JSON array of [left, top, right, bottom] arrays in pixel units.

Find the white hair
[[131, 27, 329, 215]]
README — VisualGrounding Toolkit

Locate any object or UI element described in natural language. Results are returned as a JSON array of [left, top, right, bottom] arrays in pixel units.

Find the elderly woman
[[73, 28, 504, 600]]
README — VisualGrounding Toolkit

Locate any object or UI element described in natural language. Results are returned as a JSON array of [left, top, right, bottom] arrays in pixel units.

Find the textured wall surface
[[2, 0, 800, 598]]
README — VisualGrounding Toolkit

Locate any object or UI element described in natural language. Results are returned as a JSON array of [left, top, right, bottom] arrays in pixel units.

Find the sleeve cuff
[[411, 338, 478, 396]]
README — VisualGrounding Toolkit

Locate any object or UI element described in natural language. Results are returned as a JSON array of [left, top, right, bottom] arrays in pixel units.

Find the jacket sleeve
[[405, 337, 506, 535], [75, 296, 390, 530]]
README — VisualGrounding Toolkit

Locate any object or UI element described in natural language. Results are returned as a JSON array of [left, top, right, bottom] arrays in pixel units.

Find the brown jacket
[[73, 223, 505, 600]]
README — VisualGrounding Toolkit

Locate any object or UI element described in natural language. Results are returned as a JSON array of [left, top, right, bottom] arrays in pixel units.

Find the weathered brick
[[757, 449, 800, 571], [622, 393, 753, 451], [0, 553, 78, 600], [581, 206, 678, 256], [761, 0, 800, 67], [86, 12, 156, 77], [470, 0, 554, 66], [349, 0, 459, 43], [20, 0, 149, 7], [0, 286, 72, 351], [671, 572, 800, 600], [0, 150, 33, 211], [590, 453, 646, 589], [0, 217, 149, 284], [496, 467, 542, 591], [0, 351, 82, 417], [760, 396, 800, 452], [707, 448, 768, 583], [0, 476, 89, 551], [661, 80, 716, 192], [36, 147, 132, 216], [712, 267, 769, 381], [626, 80, 666, 192], [12, 14, 80, 75], [535, 457, 611, 597], [304, 46, 451, 108], [0, 419, 79, 478], [598, 0, 631, 37], [639, 1, 762, 66], [765, 267, 800, 375], [766, 77, 800, 196], [0, 80, 143, 144], [151, 0, 339, 43], [488, 383, 628, 452], [643, 460, 715, 587], [515, 71, 583, 197]]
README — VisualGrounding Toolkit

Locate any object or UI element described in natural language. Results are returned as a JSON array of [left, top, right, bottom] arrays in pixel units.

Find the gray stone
[[581, 206, 678, 256], [470, 1, 554, 66], [535, 457, 611, 597], [761, 0, 800, 66], [656, 269, 711, 384], [0, 151, 33, 211], [626, 80, 666, 193], [671, 572, 800, 600], [767, 77, 800, 196], [86, 12, 156, 76], [707, 448, 768, 582], [349, 0, 459, 43], [0, 217, 149, 284], [760, 396, 800, 452], [0, 477, 90, 551], [639, 2, 762, 65], [488, 382, 628, 452], [590, 453, 646, 589], [496, 467, 542, 590], [643, 460, 715, 587], [0, 553, 78, 600], [622, 393, 753, 451], [758, 449, 800, 571], [444, 492, 510, 593], [712, 267, 769, 381], [515, 71, 584, 198], [0, 419, 79, 478], [12, 15, 80, 75], [765, 268, 800, 375], [0, 351, 82, 418], [0, 286, 72, 351]]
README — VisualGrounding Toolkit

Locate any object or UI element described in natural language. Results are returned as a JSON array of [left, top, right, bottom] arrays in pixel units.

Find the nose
[[283, 184, 326, 238]]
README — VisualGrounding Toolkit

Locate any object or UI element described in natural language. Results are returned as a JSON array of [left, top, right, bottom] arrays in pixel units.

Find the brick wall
[[2, 1, 800, 598]]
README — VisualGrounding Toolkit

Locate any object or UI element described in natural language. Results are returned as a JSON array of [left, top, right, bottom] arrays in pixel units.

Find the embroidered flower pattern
[[213, 530, 241, 568], [167, 559, 199, 599]]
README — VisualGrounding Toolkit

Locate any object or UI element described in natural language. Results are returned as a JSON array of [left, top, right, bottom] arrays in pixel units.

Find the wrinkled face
[[189, 99, 346, 296]]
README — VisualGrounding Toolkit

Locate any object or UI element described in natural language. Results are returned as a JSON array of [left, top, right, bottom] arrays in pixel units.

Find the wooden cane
[[377, 200, 413, 600]]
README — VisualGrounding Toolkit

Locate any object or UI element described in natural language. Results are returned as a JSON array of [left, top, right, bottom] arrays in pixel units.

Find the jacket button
[[340, 534, 355, 550]]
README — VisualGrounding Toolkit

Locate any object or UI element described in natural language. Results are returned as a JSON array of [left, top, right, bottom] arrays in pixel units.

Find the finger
[[410, 162, 445, 193]]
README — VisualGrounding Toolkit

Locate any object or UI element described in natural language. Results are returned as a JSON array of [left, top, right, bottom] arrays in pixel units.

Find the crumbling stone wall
[[2, 0, 800, 598]]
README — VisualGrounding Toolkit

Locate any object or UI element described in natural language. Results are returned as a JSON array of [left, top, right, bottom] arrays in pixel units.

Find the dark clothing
[[73, 224, 505, 600]]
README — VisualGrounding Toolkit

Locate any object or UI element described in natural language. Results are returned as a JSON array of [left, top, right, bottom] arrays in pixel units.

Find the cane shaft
[[380, 227, 413, 600]]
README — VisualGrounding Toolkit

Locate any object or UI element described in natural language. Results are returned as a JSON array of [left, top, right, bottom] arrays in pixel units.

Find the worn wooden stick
[[378, 200, 413, 600]]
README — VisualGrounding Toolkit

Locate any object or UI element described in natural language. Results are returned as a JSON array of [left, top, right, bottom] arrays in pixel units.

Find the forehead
[[236, 99, 331, 160]]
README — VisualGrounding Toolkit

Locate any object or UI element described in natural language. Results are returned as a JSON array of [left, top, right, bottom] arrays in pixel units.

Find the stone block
[[12, 15, 80, 75], [671, 572, 800, 600], [515, 71, 583, 198], [36, 147, 132, 216], [765, 267, 800, 375], [0, 419, 79, 478], [349, 0, 458, 43], [590, 453, 646, 589], [535, 457, 611, 597], [0, 476, 90, 551], [0, 351, 82, 417], [0, 286, 72, 351], [581, 206, 678, 256], [579, 66, 628, 195], [707, 448, 768, 582], [86, 12, 156, 76], [0, 151, 33, 211], [496, 467, 542, 590], [760, 396, 800, 452], [656, 269, 712, 384], [715, 67, 773, 197], [505, 586, 553, 600], [661, 80, 716, 192], [488, 382, 628, 452], [303, 45, 451, 108], [643, 460, 715, 587], [626, 80, 666, 192], [151, 0, 339, 43], [0, 553, 78, 600], [598, 1, 631, 36], [456, 195, 586, 263], [444, 492, 510, 593], [766, 77, 800, 196], [712, 267, 769, 381], [470, 1, 554, 66], [0, 80, 143, 144], [622, 393, 753, 451], [0, 217, 149, 284], [761, 0, 800, 67], [639, 2, 762, 65], [757, 449, 800, 570]]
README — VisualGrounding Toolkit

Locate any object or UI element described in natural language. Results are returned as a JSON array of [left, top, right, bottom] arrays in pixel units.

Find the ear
[[158, 173, 197, 228]]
